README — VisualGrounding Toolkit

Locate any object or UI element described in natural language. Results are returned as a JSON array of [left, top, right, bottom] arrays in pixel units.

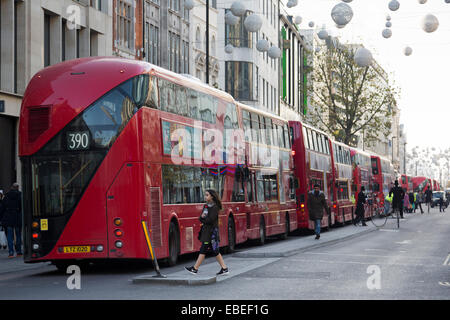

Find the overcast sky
[[284, 0, 450, 154]]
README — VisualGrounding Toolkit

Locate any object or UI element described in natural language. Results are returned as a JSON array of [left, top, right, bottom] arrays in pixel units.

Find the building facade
[[0, 0, 112, 191]]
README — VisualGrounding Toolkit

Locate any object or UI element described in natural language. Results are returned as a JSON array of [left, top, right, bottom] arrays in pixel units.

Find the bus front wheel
[[167, 221, 179, 266]]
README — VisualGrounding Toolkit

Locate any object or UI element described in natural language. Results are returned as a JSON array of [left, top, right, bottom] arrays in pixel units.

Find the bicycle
[[390, 207, 400, 229], [369, 204, 388, 228]]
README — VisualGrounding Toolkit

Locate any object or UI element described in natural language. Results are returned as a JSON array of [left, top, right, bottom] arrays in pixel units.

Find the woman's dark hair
[[206, 189, 222, 210]]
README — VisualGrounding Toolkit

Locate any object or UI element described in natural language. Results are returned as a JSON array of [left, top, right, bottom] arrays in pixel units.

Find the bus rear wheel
[[258, 216, 266, 246], [167, 221, 179, 266], [226, 216, 236, 253]]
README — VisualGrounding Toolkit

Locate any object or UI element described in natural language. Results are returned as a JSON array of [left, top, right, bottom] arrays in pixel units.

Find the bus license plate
[[63, 246, 90, 254]]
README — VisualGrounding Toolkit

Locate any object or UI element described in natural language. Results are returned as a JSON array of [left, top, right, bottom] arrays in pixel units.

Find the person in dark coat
[[389, 180, 405, 219], [0, 183, 23, 258], [185, 189, 228, 275], [425, 188, 433, 213], [353, 186, 367, 226], [307, 184, 329, 240]]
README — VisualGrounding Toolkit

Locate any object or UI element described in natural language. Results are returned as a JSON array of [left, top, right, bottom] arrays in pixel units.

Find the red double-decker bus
[[20, 57, 296, 268], [400, 174, 413, 192], [330, 141, 354, 224], [350, 148, 372, 219], [412, 176, 431, 192], [289, 121, 334, 229], [370, 155, 394, 210]]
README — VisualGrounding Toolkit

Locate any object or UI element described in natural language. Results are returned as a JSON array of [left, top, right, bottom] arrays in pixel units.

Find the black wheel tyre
[[258, 216, 266, 246], [281, 214, 289, 240], [227, 217, 236, 253], [167, 222, 179, 266], [342, 211, 346, 226]]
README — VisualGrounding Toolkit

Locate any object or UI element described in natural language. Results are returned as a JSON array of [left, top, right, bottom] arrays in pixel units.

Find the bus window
[[371, 158, 379, 175], [247, 172, 254, 202], [324, 136, 329, 154], [145, 76, 159, 109], [278, 124, 284, 147], [259, 115, 266, 145], [284, 124, 290, 148], [273, 124, 280, 147], [265, 117, 272, 146], [199, 93, 217, 124], [307, 129, 314, 151], [242, 110, 251, 142], [302, 126, 309, 149], [232, 167, 245, 202], [317, 133, 323, 153], [311, 130, 317, 151], [187, 89, 200, 120], [250, 112, 260, 143], [256, 171, 265, 202]]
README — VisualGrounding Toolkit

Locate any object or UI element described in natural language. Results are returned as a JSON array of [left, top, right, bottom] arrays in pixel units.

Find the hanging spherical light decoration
[[388, 0, 400, 11], [225, 11, 240, 25], [308, 21, 315, 28], [317, 29, 329, 40], [421, 14, 439, 33], [335, 23, 346, 29], [294, 16, 302, 24], [354, 47, 373, 67], [287, 0, 298, 8], [386, 15, 391, 21], [268, 46, 282, 59], [225, 44, 234, 54], [386, 21, 392, 28], [331, 3, 354, 27], [418, 0, 427, 4], [184, 0, 195, 10], [382, 28, 392, 38], [244, 14, 263, 32], [341, 0, 353, 2], [446, 0, 450, 3], [404, 46, 413, 56], [256, 39, 270, 52], [230, 1, 246, 17]]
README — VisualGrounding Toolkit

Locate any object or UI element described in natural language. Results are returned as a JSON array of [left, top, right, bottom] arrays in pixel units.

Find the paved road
[[0, 207, 448, 301]]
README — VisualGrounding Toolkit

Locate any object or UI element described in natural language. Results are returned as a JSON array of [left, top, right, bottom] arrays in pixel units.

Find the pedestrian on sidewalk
[[307, 184, 329, 240], [403, 189, 410, 214], [353, 186, 367, 226], [0, 183, 23, 258], [439, 195, 445, 212], [185, 189, 228, 276], [389, 180, 405, 219], [425, 188, 432, 213], [416, 191, 424, 214]]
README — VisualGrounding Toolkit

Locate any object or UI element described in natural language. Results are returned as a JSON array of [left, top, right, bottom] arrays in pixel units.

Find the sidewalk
[[132, 222, 379, 285], [0, 250, 52, 275]]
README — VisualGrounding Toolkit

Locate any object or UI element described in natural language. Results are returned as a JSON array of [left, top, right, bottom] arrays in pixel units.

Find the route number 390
[[67, 131, 89, 150]]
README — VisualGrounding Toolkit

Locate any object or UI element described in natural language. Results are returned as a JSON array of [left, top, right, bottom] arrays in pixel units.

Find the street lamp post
[[391, 136, 396, 163], [403, 142, 407, 174], [206, 0, 209, 84]]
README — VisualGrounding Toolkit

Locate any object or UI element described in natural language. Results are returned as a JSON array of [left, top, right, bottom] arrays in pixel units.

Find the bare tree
[[304, 41, 400, 147]]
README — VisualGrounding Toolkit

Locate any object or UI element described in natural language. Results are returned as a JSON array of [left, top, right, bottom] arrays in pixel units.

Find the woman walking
[[185, 189, 229, 276]]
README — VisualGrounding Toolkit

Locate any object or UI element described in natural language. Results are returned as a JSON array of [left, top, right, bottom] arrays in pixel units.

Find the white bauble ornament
[[418, 0, 427, 4], [244, 14, 263, 32], [388, 0, 400, 11], [230, 1, 246, 16], [404, 46, 413, 56], [354, 47, 373, 67], [386, 21, 392, 28], [331, 3, 354, 26], [386, 15, 391, 21], [256, 39, 270, 52], [225, 11, 239, 25], [308, 21, 315, 28], [421, 14, 439, 33], [317, 29, 329, 40], [294, 16, 302, 24], [268, 46, 281, 59], [382, 28, 392, 38], [225, 44, 234, 54], [185, 0, 195, 10]]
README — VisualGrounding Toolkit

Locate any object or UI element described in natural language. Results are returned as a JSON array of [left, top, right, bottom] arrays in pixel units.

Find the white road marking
[[379, 229, 399, 232], [443, 254, 450, 266], [438, 282, 450, 287]]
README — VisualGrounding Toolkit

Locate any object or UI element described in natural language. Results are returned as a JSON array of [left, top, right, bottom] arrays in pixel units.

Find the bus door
[[106, 162, 146, 259]]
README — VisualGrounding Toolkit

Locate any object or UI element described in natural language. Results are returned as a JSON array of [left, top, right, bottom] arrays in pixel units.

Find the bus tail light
[[115, 241, 123, 248], [114, 218, 122, 226], [32, 221, 39, 229], [114, 229, 123, 237], [32, 232, 39, 240]]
